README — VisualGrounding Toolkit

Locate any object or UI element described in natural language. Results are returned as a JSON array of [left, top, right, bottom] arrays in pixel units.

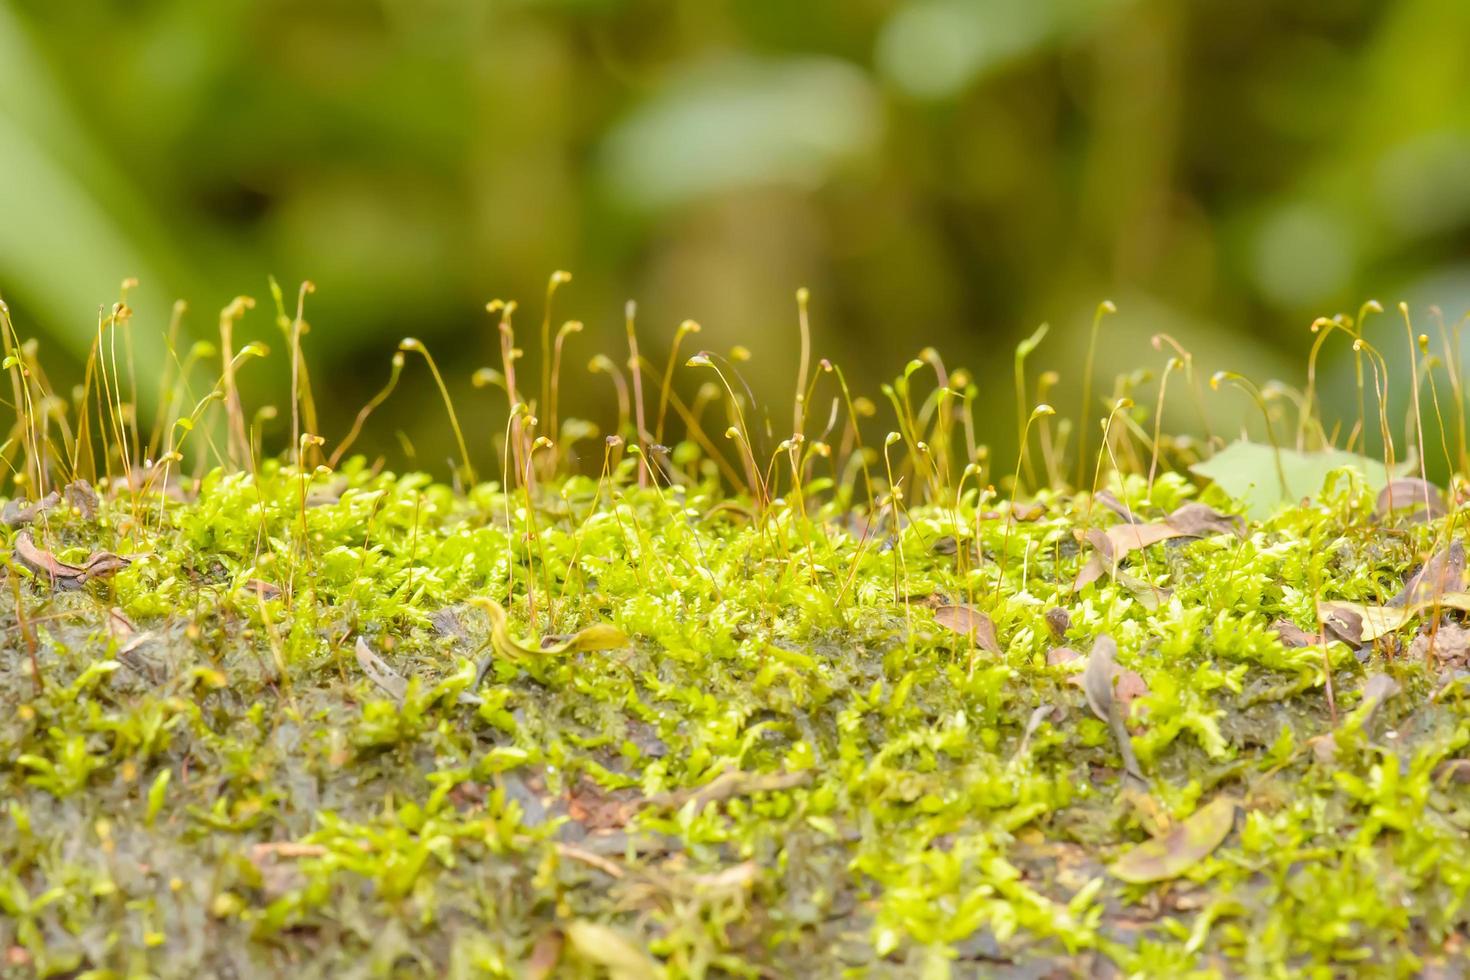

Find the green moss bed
[[4, 457, 1470, 978]]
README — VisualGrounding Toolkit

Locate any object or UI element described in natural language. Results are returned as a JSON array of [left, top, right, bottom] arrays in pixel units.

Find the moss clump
[[2, 285, 1470, 976], [3, 462, 1468, 977]]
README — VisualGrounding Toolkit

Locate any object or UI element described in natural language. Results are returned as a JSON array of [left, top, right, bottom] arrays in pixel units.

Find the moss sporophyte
[[3, 279, 1470, 976]]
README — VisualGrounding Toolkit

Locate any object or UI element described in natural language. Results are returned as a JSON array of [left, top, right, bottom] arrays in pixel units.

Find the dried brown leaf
[[1375, 477, 1446, 521], [1392, 541, 1465, 607], [1105, 522, 1179, 553], [1074, 555, 1106, 590], [1095, 489, 1141, 524], [1410, 624, 1470, 664], [1272, 619, 1320, 648], [525, 930, 566, 980], [1113, 668, 1150, 707], [241, 579, 283, 601], [1434, 759, 1470, 785], [1048, 646, 1082, 666], [1014, 703, 1059, 760], [13, 530, 86, 581], [354, 636, 408, 704], [1044, 606, 1071, 639], [1081, 635, 1120, 723], [1074, 522, 1181, 594], [934, 604, 1001, 654], [81, 550, 131, 579], [12, 531, 131, 589], [2, 491, 60, 528], [1165, 502, 1245, 538]]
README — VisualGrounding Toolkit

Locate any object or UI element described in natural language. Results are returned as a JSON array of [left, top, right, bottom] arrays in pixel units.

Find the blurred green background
[[3, 0, 1470, 473]]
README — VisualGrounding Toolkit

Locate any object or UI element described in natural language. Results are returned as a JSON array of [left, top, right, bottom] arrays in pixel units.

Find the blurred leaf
[[599, 57, 880, 211], [0, 7, 187, 380], [875, 0, 1124, 100], [1191, 440, 1408, 519]]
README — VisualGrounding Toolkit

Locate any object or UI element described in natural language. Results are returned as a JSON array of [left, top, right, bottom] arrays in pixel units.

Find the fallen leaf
[[1044, 606, 1071, 639], [1103, 522, 1180, 554], [1081, 635, 1119, 723], [354, 636, 408, 704], [525, 930, 566, 980], [1113, 668, 1150, 707], [2, 491, 60, 527], [81, 550, 131, 579], [1434, 759, 1470, 785], [12, 531, 131, 589], [1076, 636, 1148, 717], [1375, 477, 1446, 521], [1011, 501, 1045, 522], [982, 502, 1045, 522], [1081, 635, 1147, 782], [241, 579, 283, 601], [1409, 624, 1470, 664], [562, 921, 659, 980], [1272, 619, 1320, 648], [13, 530, 87, 582], [1075, 554, 1106, 590], [1095, 489, 1141, 524], [1014, 703, 1058, 760], [1048, 646, 1082, 666], [934, 604, 1001, 654], [1165, 502, 1245, 538], [1316, 600, 1416, 644], [1074, 524, 1181, 594], [1109, 795, 1237, 884], [1392, 541, 1465, 607]]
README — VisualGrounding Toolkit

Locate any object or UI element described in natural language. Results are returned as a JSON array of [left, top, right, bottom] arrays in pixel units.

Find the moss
[[0, 460, 1465, 978], [2, 289, 1469, 977]]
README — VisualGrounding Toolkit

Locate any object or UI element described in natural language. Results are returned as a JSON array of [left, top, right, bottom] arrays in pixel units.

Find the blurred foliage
[[3, 0, 1470, 470]]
